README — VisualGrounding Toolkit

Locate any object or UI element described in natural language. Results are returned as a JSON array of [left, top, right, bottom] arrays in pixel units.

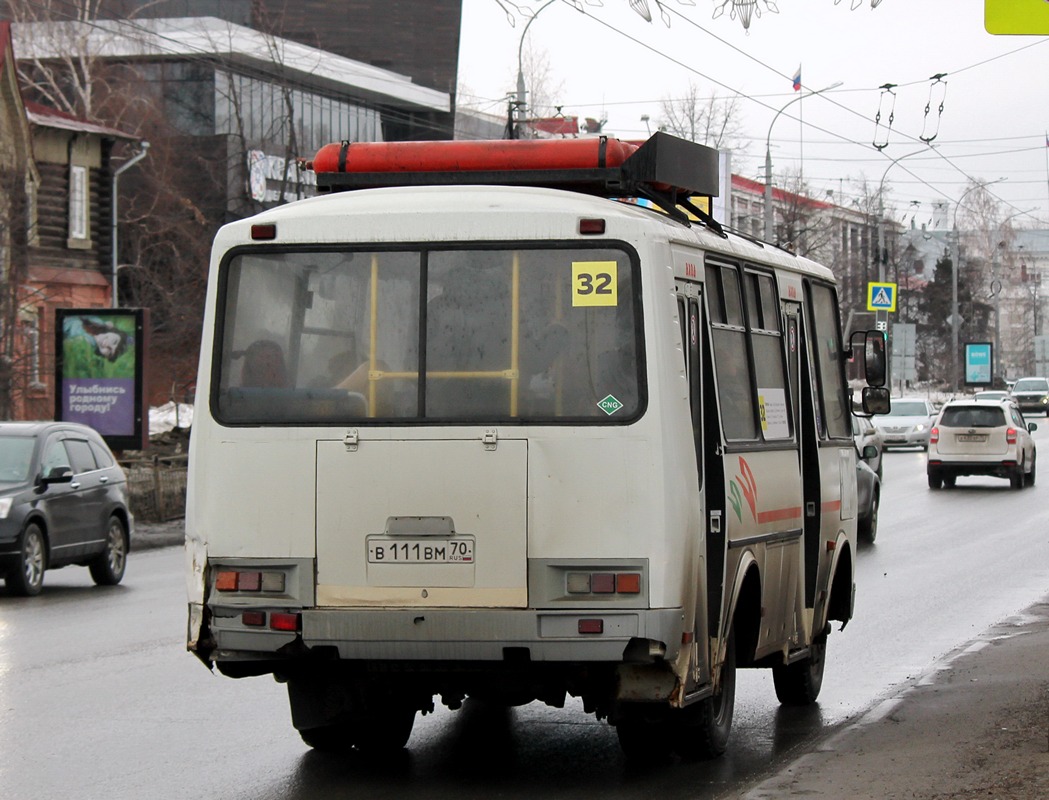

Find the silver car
[[852, 414, 883, 478], [874, 397, 938, 450], [927, 399, 1037, 489], [1009, 377, 1049, 417], [0, 421, 133, 596]]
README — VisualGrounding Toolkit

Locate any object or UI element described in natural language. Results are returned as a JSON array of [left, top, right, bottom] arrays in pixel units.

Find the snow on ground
[[149, 402, 194, 435]]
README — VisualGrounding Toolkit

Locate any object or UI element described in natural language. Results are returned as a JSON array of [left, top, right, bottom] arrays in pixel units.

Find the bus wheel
[[299, 723, 352, 752], [615, 715, 673, 763], [675, 630, 737, 759], [773, 626, 828, 706], [299, 707, 415, 753], [358, 706, 416, 752]]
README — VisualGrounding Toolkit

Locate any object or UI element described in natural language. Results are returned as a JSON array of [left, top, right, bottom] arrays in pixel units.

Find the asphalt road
[[2, 430, 1048, 799]]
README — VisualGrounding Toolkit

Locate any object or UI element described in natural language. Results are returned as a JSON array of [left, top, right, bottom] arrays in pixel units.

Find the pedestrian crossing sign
[[867, 282, 897, 312]]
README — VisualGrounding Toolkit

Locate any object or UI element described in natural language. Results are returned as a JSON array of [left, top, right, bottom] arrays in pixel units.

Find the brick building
[[1, 21, 136, 420]]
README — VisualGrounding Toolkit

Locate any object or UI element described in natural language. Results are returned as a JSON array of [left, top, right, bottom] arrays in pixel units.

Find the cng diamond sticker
[[598, 394, 623, 415]]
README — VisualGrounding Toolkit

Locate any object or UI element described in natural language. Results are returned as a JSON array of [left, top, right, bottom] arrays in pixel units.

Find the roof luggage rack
[[306, 132, 725, 236]]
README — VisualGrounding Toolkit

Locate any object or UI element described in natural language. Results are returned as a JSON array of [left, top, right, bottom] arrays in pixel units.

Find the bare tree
[[658, 82, 747, 155], [8, 7, 319, 401], [0, 163, 31, 419], [774, 168, 838, 261], [518, 38, 566, 122]]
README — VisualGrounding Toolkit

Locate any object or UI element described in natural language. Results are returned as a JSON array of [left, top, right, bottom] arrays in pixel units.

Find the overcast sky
[[457, 0, 1049, 228]]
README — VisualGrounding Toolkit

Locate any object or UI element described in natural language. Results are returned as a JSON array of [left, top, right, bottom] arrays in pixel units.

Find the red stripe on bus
[[757, 507, 803, 524], [822, 501, 841, 513]]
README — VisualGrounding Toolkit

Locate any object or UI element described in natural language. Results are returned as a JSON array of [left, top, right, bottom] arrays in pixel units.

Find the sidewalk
[[742, 597, 1049, 799], [131, 518, 186, 551]]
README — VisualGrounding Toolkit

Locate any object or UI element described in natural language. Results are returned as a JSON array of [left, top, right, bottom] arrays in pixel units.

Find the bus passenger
[[239, 339, 288, 388]]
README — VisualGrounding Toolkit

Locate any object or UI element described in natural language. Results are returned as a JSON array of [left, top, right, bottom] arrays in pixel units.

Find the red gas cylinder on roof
[[309, 138, 639, 174]]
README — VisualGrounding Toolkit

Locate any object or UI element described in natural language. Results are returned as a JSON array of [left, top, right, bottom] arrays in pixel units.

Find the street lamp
[[513, 0, 556, 139], [763, 81, 842, 244], [949, 179, 1005, 390], [875, 148, 928, 284], [988, 209, 1032, 379], [111, 141, 149, 308], [873, 148, 929, 390]]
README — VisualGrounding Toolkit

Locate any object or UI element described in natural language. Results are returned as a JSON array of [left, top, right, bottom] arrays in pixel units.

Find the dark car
[[0, 421, 133, 596], [856, 444, 880, 544], [1008, 377, 1049, 417]]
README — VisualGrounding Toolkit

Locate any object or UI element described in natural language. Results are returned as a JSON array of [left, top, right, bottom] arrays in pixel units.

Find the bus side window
[[747, 271, 792, 440], [706, 263, 757, 441], [807, 282, 851, 440]]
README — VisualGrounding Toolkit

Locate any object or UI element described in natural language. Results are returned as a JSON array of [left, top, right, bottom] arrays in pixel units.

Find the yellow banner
[[985, 0, 1049, 33]]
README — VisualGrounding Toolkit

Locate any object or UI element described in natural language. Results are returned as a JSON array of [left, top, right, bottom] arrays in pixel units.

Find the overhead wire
[[539, 0, 1047, 217]]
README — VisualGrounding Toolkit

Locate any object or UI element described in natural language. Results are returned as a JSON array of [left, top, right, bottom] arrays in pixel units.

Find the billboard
[[54, 308, 149, 452], [964, 342, 993, 387]]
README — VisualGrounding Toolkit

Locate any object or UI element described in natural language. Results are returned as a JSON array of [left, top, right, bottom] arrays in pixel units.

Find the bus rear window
[[213, 246, 643, 424]]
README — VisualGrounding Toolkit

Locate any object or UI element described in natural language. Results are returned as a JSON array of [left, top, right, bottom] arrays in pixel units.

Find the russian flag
[[792, 65, 802, 92]]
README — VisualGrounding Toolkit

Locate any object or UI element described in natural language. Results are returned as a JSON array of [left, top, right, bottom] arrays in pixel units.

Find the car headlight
[[0, 497, 12, 519], [914, 423, 926, 432]]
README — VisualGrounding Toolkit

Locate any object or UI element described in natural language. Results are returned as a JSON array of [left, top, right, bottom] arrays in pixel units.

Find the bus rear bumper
[[300, 606, 686, 662]]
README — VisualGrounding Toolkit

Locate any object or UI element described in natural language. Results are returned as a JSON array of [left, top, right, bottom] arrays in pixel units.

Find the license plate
[[956, 434, 986, 443], [368, 537, 474, 564]]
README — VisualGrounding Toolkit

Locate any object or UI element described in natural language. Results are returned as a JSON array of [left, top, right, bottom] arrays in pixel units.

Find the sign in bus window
[[572, 261, 618, 307]]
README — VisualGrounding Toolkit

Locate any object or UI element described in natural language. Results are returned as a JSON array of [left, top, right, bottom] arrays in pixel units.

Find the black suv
[[0, 422, 133, 595]]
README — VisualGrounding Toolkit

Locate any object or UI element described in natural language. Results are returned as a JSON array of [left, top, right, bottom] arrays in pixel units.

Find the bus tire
[[773, 626, 828, 706], [300, 723, 352, 752], [675, 628, 737, 760], [858, 488, 878, 544], [615, 714, 673, 763], [299, 707, 415, 753]]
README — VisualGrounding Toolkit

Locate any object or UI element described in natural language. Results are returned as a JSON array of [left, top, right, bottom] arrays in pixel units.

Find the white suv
[[927, 399, 1037, 489]]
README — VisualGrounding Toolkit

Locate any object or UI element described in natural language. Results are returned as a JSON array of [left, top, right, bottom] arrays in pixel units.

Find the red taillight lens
[[929, 427, 939, 444], [270, 612, 300, 632], [616, 573, 641, 594], [214, 569, 285, 593], [1007, 427, 1017, 444], [251, 223, 276, 240], [578, 619, 604, 634], [241, 611, 266, 627], [579, 218, 606, 235], [591, 573, 616, 593]]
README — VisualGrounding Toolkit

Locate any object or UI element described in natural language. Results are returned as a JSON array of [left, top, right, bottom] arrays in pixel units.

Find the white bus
[[186, 133, 887, 760]]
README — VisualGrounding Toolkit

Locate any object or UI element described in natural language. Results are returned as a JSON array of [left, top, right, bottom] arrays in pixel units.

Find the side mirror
[[861, 386, 891, 416], [862, 444, 879, 461], [849, 331, 887, 387], [41, 465, 74, 485], [1030, 423, 1038, 433]]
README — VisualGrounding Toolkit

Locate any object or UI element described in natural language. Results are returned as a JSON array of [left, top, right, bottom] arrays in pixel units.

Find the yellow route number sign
[[985, 0, 1049, 33], [572, 261, 618, 307]]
